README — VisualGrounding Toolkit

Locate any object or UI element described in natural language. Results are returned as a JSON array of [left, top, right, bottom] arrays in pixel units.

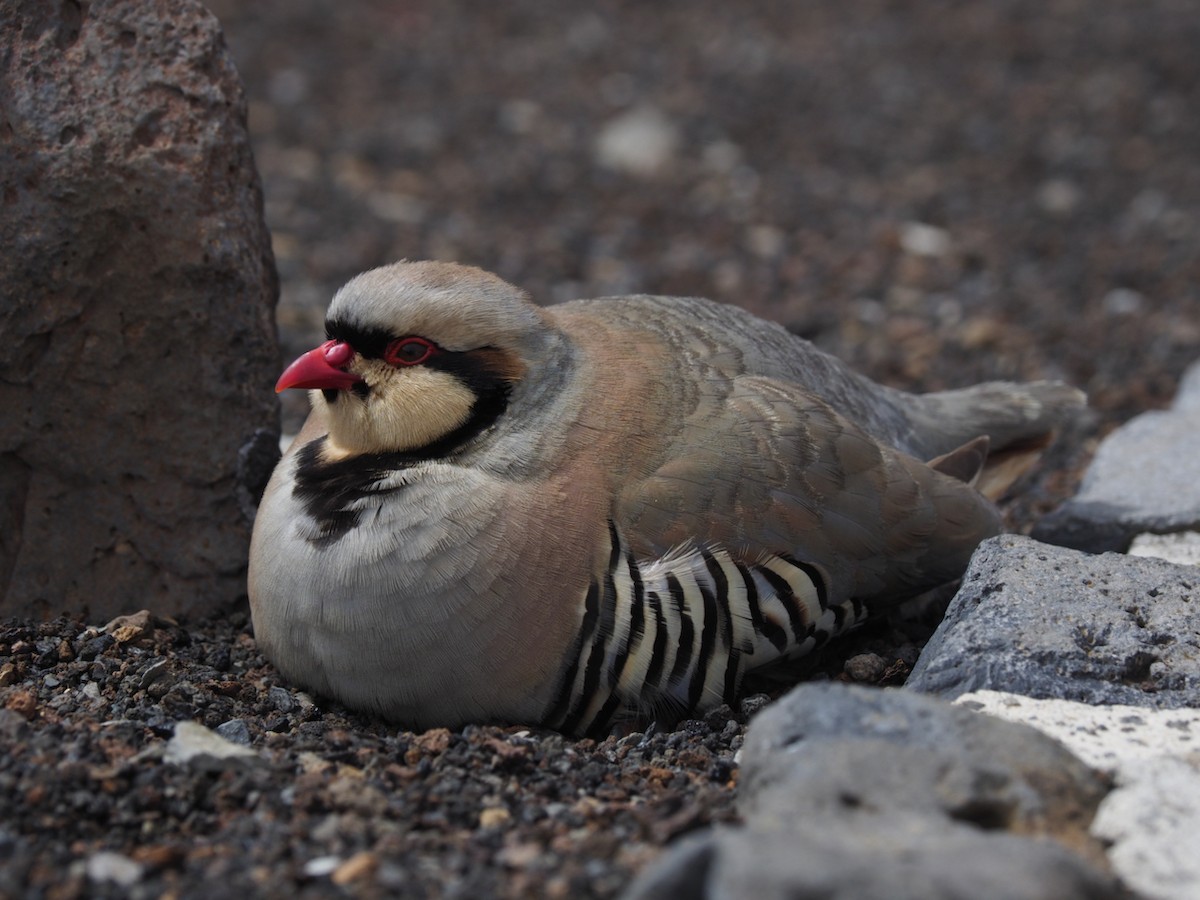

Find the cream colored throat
[[314, 366, 477, 457]]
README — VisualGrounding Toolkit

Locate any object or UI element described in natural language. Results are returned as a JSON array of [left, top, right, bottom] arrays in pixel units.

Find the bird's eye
[[384, 337, 438, 367]]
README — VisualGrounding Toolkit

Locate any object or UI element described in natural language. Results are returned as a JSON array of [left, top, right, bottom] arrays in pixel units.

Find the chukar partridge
[[249, 261, 1083, 737]]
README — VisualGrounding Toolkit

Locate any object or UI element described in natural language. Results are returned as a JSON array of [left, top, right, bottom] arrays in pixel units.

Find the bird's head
[[276, 261, 549, 459]]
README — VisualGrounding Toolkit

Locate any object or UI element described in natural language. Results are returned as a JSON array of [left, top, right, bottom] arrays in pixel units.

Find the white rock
[[164, 720, 262, 771], [1091, 758, 1200, 900], [304, 855, 343, 878], [1129, 531, 1200, 566], [1037, 178, 1082, 214], [594, 106, 680, 176], [957, 691, 1200, 770], [1103, 287, 1145, 316], [86, 851, 144, 887], [898, 221, 951, 257], [957, 691, 1200, 900]]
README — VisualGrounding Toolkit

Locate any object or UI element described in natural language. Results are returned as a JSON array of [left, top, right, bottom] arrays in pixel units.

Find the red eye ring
[[384, 336, 438, 367]]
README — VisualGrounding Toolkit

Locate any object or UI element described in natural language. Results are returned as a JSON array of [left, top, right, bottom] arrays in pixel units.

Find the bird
[[249, 260, 1084, 738]]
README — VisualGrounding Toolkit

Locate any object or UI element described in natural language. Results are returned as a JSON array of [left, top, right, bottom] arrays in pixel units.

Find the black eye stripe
[[323, 319, 392, 359], [322, 319, 520, 391]]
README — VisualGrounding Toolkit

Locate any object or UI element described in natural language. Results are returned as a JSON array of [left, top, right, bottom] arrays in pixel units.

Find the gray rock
[[1092, 757, 1200, 900], [739, 683, 1109, 844], [1035, 360, 1200, 552], [1129, 530, 1200, 566], [216, 718, 252, 746], [624, 684, 1122, 900], [907, 535, 1200, 707], [268, 685, 296, 713], [0, 0, 279, 619], [624, 817, 1126, 900]]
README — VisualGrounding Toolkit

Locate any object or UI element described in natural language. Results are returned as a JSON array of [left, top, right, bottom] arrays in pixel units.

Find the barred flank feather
[[542, 521, 867, 737]]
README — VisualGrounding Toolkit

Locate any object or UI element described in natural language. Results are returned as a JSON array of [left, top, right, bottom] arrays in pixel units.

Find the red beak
[[275, 340, 365, 393]]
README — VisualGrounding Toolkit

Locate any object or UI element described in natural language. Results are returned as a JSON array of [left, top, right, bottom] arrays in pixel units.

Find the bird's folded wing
[[616, 374, 1002, 607]]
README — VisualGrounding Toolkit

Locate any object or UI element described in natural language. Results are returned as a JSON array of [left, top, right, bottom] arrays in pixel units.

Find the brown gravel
[[4, 0, 1200, 896]]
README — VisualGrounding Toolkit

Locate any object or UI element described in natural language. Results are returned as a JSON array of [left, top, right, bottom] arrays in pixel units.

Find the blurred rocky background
[[209, 0, 1198, 451]]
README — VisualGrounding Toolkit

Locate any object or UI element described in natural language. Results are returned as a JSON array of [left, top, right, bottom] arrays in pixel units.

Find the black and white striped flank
[[542, 521, 866, 737]]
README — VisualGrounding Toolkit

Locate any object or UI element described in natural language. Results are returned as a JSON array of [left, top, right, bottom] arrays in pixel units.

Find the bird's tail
[[910, 381, 1087, 500]]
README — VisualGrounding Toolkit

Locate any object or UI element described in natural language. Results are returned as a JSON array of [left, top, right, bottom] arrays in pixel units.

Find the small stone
[[143, 680, 172, 703], [745, 225, 786, 259], [79, 634, 116, 660], [85, 851, 144, 888], [104, 610, 153, 643], [332, 851, 379, 885], [498, 98, 541, 134], [843, 652, 887, 682], [703, 704, 736, 732], [497, 842, 543, 868], [139, 660, 171, 690], [594, 105, 680, 177], [479, 807, 512, 828], [0, 662, 17, 687], [267, 685, 296, 713], [0, 709, 28, 740], [4, 690, 37, 720], [216, 719, 252, 745], [898, 221, 951, 257], [164, 721, 262, 771], [409, 727, 452, 760], [130, 844, 185, 872], [740, 694, 771, 720], [328, 776, 387, 816], [303, 856, 342, 878], [297, 751, 334, 774], [958, 316, 1006, 350], [1102, 288, 1145, 316], [110, 624, 141, 643], [1037, 178, 1082, 214]]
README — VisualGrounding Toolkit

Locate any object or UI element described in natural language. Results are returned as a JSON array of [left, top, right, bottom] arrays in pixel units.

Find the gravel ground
[[0, 613, 748, 898], [4, 0, 1200, 896]]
